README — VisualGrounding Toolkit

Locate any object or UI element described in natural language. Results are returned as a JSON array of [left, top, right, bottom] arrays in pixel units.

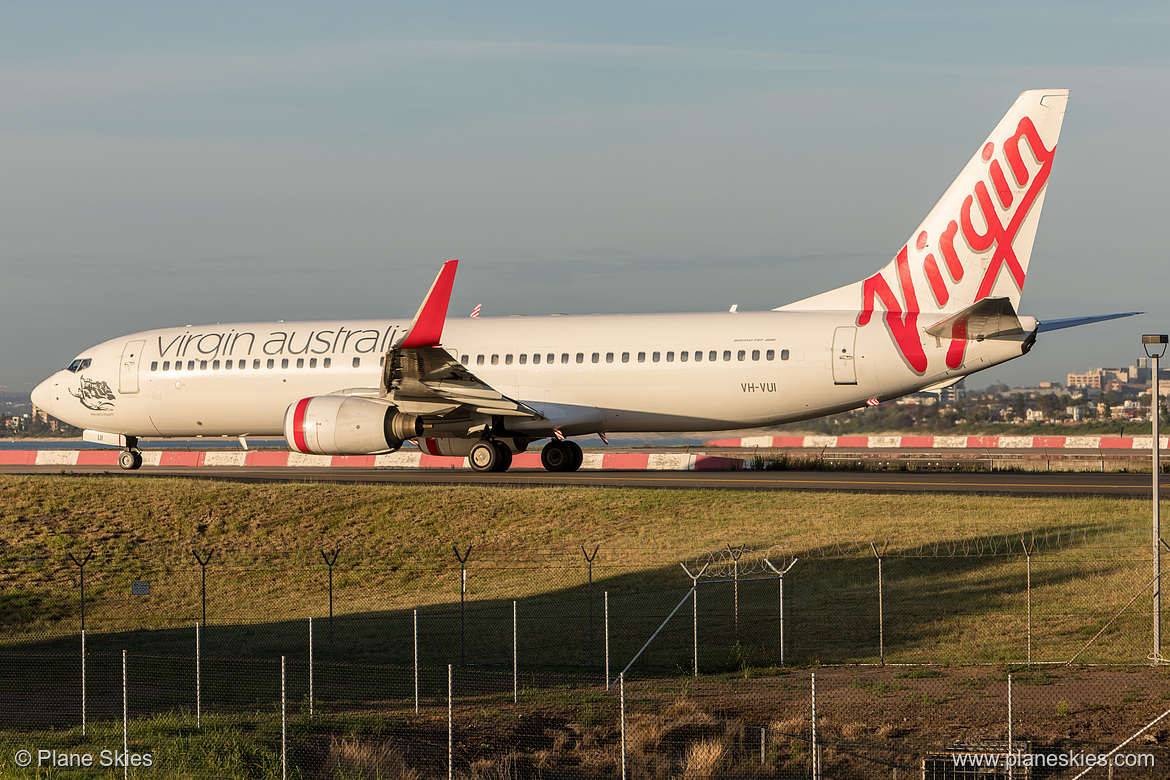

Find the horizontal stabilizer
[[925, 297, 1024, 341], [1036, 312, 1142, 333]]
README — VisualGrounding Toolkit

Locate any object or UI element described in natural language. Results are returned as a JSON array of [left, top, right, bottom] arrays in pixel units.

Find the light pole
[[1142, 334, 1167, 661]]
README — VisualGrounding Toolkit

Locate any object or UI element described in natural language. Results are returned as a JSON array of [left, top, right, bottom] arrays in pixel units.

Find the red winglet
[[398, 260, 459, 348]]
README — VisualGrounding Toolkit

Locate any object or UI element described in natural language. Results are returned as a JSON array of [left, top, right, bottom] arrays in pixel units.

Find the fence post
[[413, 609, 419, 714], [1022, 536, 1035, 665], [193, 549, 213, 627], [1007, 673, 1013, 780], [448, 663, 453, 780], [308, 617, 314, 718], [727, 544, 745, 643], [321, 549, 340, 661], [122, 650, 128, 780], [871, 542, 889, 665], [764, 557, 798, 666], [811, 671, 819, 780], [620, 672, 627, 780], [581, 544, 600, 666], [453, 544, 473, 666], [604, 591, 610, 689], [196, 622, 202, 729], [81, 629, 86, 736], [513, 600, 518, 703], [67, 549, 94, 633], [680, 561, 710, 676], [281, 655, 287, 780]]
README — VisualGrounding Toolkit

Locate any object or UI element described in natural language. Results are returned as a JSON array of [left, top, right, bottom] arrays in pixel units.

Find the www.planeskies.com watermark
[[953, 750, 1154, 770]]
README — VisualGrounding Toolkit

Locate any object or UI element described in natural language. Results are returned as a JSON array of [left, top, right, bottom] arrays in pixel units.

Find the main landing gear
[[465, 438, 583, 473], [118, 437, 143, 471], [540, 439, 583, 472], [467, 440, 513, 473]]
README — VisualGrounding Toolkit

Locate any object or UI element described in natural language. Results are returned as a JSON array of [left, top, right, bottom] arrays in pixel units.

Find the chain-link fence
[[3, 530, 1168, 778]]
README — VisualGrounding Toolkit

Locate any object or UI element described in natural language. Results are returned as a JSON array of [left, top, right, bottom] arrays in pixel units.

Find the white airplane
[[31, 89, 1136, 472]]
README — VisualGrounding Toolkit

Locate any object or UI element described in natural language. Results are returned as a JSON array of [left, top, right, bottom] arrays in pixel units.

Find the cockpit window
[[66, 358, 92, 373]]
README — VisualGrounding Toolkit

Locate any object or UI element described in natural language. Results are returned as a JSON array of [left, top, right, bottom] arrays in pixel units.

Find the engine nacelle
[[285, 396, 421, 455]]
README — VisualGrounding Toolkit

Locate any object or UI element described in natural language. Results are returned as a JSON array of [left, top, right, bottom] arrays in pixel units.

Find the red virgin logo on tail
[[858, 116, 1056, 374]]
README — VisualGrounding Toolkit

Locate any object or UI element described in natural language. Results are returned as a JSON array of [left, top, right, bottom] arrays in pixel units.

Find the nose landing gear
[[118, 449, 143, 470], [118, 436, 143, 470]]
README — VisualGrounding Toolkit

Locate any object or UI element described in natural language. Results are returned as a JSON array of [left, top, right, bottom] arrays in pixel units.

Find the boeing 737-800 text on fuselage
[[31, 90, 1135, 472]]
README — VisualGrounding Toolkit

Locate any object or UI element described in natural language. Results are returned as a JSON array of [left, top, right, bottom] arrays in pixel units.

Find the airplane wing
[[380, 260, 544, 419]]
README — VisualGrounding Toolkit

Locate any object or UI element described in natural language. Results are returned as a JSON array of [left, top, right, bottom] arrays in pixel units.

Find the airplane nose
[[31, 376, 54, 416]]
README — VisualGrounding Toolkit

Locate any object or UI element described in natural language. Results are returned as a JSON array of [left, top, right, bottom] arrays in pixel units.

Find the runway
[[2, 461, 1164, 498]]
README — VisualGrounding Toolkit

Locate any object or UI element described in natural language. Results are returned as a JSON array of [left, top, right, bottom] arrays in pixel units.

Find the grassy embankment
[[1, 475, 1165, 779]]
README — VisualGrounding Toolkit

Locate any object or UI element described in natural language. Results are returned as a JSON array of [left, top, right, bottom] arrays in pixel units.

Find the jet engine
[[285, 396, 421, 455]]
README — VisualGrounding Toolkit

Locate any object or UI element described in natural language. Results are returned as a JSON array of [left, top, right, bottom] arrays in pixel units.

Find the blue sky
[[2, 2, 1168, 397]]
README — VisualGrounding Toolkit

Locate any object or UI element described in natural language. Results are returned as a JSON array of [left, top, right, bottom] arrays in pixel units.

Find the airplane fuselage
[[34, 309, 1032, 440]]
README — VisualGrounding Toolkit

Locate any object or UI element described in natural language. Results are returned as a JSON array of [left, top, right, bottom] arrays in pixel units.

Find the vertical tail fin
[[781, 89, 1068, 316], [779, 89, 1069, 373]]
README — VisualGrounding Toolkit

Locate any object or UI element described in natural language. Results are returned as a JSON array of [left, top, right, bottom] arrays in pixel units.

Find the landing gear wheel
[[565, 440, 583, 472], [541, 440, 582, 472], [119, 450, 143, 471], [468, 441, 500, 473], [491, 440, 513, 472]]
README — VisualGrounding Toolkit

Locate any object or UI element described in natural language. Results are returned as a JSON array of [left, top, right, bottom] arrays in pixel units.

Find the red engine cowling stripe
[[422, 437, 441, 456], [291, 397, 313, 454]]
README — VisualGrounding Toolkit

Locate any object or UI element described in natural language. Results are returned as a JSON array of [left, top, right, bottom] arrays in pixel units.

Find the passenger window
[[666, 351, 674, 362], [533, 353, 541, 365], [323, 358, 331, 368], [652, 351, 660, 362], [622, 352, 630, 363], [547, 353, 555, 364], [265, 359, 274, 369], [505, 354, 513, 365], [752, 350, 760, 361], [461, 355, 469, 366], [213, 360, 221, 370], [200, 360, 208, 370], [296, 358, 304, 369], [637, 352, 646, 363], [592, 352, 599, 364], [723, 351, 731, 361], [781, 349, 790, 361], [310, 358, 317, 368], [576, 353, 584, 364], [279, 359, 288, 369], [519, 354, 527, 365], [477, 355, 485, 366], [737, 350, 745, 361], [606, 352, 614, 363], [151, 361, 158, 371], [352, 357, 361, 368], [680, 352, 688, 362], [380, 356, 385, 366], [225, 360, 233, 369], [253, 359, 261, 369], [163, 361, 170, 370], [694, 351, 702, 362], [766, 350, 775, 361], [709, 351, 718, 362], [561, 353, 569, 364], [491, 354, 499, 365]]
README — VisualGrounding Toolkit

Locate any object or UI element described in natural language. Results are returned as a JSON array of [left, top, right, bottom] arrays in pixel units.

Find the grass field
[[2, 475, 1167, 778]]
